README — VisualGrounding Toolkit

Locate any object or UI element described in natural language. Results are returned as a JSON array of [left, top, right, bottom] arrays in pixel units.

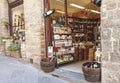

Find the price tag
[[48, 46, 53, 58]]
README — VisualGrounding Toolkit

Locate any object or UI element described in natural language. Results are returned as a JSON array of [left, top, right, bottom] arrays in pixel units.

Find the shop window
[[11, 4, 25, 43]]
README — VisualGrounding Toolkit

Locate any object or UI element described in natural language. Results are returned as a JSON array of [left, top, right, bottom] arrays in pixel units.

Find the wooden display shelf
[[57, 60, 74, 65], [69, 22, 98, 25], [54, 46, 73, 48], [72, 31, 84, 33], [52, 22, 75, 66], [56, 53, 74, 56], [54, 33, 72, 35], [69, 22, 87, 24], [54, 39, 72, 41], [68, 17, 100, 63], [12, 24, 24, 27]]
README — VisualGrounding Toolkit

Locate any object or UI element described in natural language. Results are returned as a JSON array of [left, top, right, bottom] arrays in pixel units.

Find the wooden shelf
[[72, 31, 84, 33], [68, 17, 100, 61], [57, 60, 74, 65], [54, 39, 72, 41], [52, 24, 74, 66], [54, 46, 73, 48], [12, 24, 24, 27], [19, 29, 25, 32], [56, 53, 74, 56], [54, 33, 72, 35], [70, 22, 98, 25]]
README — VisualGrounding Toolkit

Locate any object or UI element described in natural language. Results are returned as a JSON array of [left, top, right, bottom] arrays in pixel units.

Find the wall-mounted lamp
[[91, 0, 101, 7], [44, 9, 55, 17]]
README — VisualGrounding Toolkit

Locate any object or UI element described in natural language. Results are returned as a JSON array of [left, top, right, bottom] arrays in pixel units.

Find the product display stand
[[13, 14, 25, 44], [68, 17, 100, 61], [52, 23, 74, 66]]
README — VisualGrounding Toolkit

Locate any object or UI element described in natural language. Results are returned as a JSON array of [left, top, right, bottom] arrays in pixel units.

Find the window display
[[11, 4, 25, 43]]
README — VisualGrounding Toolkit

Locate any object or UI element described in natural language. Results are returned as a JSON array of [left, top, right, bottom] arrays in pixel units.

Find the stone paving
[[0, 56, 69, 83]]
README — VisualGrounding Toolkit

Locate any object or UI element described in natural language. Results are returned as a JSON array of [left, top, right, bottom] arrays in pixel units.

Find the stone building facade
[[0, 0, 45, 64], [24, 0, 45, 64], [0, 0, 9, 37], [101, 0, 120, 83], [0, 0, 9, 56], [0, 0, 120, 83]]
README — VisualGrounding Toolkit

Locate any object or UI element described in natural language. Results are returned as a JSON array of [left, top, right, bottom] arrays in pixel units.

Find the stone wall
[[24, 0, 45, 64], [0, 0, 9, 55], [101, 0, 120, 83], [0, 0, 9, 36]]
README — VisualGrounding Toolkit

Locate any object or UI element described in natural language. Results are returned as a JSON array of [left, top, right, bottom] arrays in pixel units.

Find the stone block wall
[[0, 0, 9, 56], [101, 0, 120, 83], [24, 0, 45, 64], [0, 0, 9, 36], [0, 0, 46, 64]]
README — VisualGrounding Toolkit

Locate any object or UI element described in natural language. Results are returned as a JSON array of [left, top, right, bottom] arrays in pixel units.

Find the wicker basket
[[82, 62, 101, 82]]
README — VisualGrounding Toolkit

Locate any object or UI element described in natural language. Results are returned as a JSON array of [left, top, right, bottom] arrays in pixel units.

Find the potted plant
[[40, 56, 55, 72], [7, 43, 21, 58]]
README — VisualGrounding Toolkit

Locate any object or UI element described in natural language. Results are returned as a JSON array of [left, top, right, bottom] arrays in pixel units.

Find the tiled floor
[[57, 60, 101, 83], [60, 60, 89, 74]]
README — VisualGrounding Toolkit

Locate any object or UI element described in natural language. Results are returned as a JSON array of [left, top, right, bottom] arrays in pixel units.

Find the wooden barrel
[[40, 61, 55, 72], [82, 62, 101, 82]]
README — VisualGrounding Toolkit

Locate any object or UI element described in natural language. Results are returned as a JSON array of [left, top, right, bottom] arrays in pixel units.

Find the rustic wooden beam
[[9, 0, 23, 8], [6, 0, 9, 3], [44, 0, 48, 57], [64, 0, 68, 27], [9, 8, 13, 36], [6, 0, 13, 36], [45, 0, 52, 46]]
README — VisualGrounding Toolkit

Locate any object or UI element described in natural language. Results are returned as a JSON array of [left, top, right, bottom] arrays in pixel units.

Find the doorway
[[45, 0, 101, 73]]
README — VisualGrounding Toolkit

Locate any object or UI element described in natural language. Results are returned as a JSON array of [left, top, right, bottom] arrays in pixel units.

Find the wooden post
[[64, 0, 68, 27], [45, 0, 52, 46]]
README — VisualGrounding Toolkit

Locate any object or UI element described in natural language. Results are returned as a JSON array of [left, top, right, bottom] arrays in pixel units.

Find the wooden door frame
[[7, 0, 23, 36]]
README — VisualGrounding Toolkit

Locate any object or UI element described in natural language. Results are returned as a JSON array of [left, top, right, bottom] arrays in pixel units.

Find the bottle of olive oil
[[95, 48, 101, 63]]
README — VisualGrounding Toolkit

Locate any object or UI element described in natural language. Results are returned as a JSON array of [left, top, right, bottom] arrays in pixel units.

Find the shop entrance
[[45, 0, 101, 73]]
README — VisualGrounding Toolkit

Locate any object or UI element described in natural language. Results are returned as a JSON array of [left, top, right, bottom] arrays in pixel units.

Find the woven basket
[[82, 62, 101, 82]]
